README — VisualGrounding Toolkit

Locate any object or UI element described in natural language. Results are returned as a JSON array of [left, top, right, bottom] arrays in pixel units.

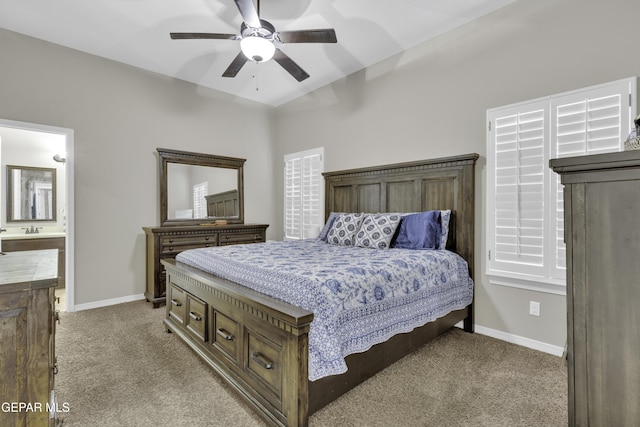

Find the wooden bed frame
[[162, 153, 478, 427], [206, 189, 239, 218]]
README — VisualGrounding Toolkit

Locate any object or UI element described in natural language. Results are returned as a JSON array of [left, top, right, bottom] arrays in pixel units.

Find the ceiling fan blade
[[234, 0, 261, 28], [222, 51, 249, 78], [277, 29, 337, 44], [170, 33, 238, 40], [273, 49, 309, 82]]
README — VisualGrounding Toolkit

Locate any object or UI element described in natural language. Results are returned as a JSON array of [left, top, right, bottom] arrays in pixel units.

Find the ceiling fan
[[170, 0, 337, 82]]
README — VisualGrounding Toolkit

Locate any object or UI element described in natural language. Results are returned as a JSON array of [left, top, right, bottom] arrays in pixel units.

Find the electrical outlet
[[529, 301, 541, 317]]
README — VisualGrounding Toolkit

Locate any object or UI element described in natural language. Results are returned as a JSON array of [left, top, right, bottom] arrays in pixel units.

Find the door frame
[[0, 118, 75, 311]]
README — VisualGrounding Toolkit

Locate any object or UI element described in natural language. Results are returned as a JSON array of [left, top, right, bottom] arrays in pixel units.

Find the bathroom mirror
[[6, 165, 57, 222], [157, 148, 245, 226]]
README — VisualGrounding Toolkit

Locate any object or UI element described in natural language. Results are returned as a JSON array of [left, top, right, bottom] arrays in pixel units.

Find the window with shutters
[[284, 147, 324, 240], [193, 182, 208, 219], [487, 77, 636, 294]]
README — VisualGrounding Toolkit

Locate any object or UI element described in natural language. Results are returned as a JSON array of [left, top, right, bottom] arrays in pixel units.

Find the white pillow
[[354, 213, 401, 249], [439, 210, 451, 249], [326, 213, 365, 246], [318, 212, 342, 241]]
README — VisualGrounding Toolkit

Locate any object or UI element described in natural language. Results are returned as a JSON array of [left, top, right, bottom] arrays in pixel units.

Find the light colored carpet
[[55, 300, 567, 426]]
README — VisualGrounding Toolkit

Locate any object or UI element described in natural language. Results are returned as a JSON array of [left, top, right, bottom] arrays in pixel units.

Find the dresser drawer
[[167, 284, 186, 325], [160, 234, 216, 254], [246, 329, 283, 408], [211, 308, 240, 363], [145, 225, 268, 308], [185, 294, 207, 342], [219, 231, 265, 246]]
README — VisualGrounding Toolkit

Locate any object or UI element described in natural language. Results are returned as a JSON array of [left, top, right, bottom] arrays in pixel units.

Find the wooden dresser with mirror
[[143, 148, 268, 308]]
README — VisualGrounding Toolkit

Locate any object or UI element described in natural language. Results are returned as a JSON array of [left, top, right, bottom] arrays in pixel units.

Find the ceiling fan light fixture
[[240, 36, 275, 63], [170, 0, 336, 81]]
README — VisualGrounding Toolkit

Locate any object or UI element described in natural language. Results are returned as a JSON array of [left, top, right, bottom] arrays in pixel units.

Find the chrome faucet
[[22, 225, 41, 234]]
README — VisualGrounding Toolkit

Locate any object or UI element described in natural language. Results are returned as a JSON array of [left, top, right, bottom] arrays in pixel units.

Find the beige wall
[[274, 0, 640, 349], [1, 0, 638, 349], [0, 28, 277, 306]]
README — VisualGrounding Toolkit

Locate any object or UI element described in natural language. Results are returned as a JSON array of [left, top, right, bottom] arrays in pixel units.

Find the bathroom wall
[[0, 126, 67, 233]]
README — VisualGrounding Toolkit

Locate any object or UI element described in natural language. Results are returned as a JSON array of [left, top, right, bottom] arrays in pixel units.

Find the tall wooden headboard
[[323, 153, 479, 278]]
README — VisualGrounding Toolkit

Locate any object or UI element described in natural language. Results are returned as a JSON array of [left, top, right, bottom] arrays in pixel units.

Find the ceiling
[[0, 0, 516, 107]]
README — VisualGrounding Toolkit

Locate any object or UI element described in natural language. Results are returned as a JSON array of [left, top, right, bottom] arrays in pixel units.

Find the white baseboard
[[455, 322, 564, 357], [73, 294, 146, 312]]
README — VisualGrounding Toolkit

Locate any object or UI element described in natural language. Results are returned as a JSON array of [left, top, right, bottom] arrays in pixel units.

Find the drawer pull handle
[[252, 352, 273, 370], [169, 246, 174, 251], [205, 236, 209, 240], [52, 364, 59, 375], [216, 328, 234, 341], [171, 299, 182, 307], [189, 311, 202, 321]]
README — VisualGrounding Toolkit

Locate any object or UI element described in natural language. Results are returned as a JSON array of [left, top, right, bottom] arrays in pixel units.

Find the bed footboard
[[162, 259, 314, 427]]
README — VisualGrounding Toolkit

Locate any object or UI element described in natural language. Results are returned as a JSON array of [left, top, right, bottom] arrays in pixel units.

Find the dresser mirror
[[158, 148, 245, 226], [6, 165, 57, 222]]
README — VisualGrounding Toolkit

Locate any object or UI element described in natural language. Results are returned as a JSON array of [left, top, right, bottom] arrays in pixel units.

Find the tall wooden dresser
[[0, 249, 59, 427], [143, 224, 268, 308], [551, 151, 640, 426]]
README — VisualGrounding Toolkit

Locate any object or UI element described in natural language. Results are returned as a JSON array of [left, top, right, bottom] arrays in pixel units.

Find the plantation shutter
[[284, 157, 302, 239], [193, 182, 208, 219], [550, 82, 631, 279], [487, 77, 635, 294], [301, 153, 323, 238], [489, 100, 549, 278], [284, 148, 324, 240]]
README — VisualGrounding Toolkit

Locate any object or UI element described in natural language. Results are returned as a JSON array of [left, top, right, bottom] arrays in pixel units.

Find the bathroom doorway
[[0, 118, 75, 311]]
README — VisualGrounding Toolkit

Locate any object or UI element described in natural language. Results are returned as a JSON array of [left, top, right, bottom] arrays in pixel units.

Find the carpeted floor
[[55, 300, 567, 426]]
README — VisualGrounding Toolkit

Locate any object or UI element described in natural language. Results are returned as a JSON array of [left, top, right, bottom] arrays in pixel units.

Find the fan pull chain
[[253, 62, 260, 91]]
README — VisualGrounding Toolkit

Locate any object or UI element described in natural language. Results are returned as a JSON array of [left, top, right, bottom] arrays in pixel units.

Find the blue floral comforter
[[176, 239, 473, 381]]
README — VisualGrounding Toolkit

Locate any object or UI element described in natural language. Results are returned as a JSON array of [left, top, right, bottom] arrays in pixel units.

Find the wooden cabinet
[[551, 151, 640, 426], [0, 250, 59, 427], [2, 237, 65, 288], [143, 224, 268, 308]]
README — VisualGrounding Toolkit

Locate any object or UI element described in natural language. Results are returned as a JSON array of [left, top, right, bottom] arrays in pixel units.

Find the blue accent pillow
[[392, 210, 441, 250]]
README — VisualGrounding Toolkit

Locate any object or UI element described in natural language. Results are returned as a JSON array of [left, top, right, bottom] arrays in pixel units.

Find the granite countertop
[[0, 249, 59, 289]]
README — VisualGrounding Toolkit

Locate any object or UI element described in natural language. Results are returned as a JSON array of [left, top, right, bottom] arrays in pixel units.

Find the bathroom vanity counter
[[2, 231, 66, 240]]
